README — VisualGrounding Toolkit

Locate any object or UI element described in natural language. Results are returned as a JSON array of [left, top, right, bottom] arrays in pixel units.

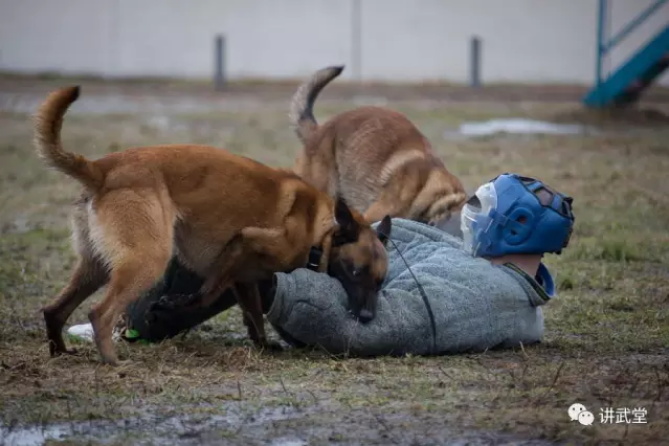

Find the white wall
[[0, 0, 667, 85]]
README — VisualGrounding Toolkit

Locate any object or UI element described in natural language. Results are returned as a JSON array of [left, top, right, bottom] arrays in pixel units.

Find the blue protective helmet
[[460, 173, 575, 257]]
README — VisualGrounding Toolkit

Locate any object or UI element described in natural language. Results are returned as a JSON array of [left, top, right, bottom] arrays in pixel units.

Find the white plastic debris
[[455, 118, 592, 137], [67, 323, 95, 341], [67, 323, 122, 342]]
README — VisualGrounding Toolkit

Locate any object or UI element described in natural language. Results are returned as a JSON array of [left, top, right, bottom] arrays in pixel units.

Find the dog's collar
[[307, 246, 324, 271]]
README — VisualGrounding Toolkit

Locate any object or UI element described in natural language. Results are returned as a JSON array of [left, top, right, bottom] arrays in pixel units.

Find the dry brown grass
[[1, 79, 668, 445]]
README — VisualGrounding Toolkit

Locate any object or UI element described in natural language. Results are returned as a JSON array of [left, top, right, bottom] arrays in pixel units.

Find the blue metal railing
[[594, 0, 668, 98]]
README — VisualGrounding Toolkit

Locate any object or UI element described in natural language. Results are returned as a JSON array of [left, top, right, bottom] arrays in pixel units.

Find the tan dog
[[289, 65, 467, 226], [34, 86, 392, 366]]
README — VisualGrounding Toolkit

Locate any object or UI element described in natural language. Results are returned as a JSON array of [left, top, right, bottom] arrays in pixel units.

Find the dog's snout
[[358, 308, 374, 323]]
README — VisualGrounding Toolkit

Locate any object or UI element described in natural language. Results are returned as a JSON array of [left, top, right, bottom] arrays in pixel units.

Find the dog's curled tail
[[33, 86, 103, 191], [288, 65, 344, 143]]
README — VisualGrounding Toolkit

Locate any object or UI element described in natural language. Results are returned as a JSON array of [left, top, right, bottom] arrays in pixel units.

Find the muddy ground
[[1, 75, 668, 446]]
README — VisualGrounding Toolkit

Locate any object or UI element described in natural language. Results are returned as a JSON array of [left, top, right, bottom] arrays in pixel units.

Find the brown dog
[[33, 86, 392, 366], [289, 65, 467, 226]]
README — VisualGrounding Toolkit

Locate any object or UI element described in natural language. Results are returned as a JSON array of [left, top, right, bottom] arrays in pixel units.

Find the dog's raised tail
[[33, 86, 103, 191], [289, 65, 344, 142]]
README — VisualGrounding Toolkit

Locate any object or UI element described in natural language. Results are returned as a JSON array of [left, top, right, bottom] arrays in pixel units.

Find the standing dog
[[289, 65, 467, 226], [34, 86, 391, 366]]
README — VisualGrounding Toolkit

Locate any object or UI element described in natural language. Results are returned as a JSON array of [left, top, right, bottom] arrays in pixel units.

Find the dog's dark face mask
[[328, 199, 392, 323]]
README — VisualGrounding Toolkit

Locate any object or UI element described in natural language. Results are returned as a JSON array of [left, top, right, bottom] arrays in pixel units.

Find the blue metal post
[[584, 0, 668, 108], [595, 0, 608, 104], [604, 0, 669, 52], [470, 36, 481, 88], [214, 34, 226, 91]]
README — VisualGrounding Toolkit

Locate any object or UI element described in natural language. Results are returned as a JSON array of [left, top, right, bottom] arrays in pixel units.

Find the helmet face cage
[[461, 181, 498, 255]]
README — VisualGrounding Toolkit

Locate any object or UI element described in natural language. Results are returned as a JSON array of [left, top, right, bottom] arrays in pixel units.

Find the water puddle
[[443, 118, 599, 140], [0, 404, 300, 446], [1, 404, 563, 446], [0, 424, 70, 446], [269, 439, 308, 446]]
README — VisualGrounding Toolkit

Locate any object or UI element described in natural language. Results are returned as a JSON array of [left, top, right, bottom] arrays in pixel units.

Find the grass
[[1, 79, 669, 445]]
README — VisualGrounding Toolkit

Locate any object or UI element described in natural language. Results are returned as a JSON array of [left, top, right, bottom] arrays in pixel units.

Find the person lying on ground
[[121, 173, 575, 357]]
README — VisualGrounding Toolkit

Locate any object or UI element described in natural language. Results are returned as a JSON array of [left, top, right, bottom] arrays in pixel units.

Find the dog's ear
[[333, 198, 360, 245], [377, 215, 392, 247]]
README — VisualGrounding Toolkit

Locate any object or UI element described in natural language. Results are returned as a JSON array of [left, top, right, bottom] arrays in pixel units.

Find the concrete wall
[[0, 0, 667, 85]]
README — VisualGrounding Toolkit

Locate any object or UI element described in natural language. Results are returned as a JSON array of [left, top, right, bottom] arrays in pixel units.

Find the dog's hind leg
[[87, 189, 175, 365], [43, 200, 109, 357], [90, 254, 171, 365], [43, 257, 108, 356]]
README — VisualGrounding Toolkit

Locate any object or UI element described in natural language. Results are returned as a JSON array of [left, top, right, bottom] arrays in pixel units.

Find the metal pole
[[470, 36, 481, 88], [214, 34, 226, 91]]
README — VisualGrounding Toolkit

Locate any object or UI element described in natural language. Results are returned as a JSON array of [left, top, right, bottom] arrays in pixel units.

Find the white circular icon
[[568, 403, 587, 421], [578, 410, 595, 426]]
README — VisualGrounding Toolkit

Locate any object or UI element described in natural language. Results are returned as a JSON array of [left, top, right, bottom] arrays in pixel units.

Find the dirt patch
[[1, 77, 669, 445]]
